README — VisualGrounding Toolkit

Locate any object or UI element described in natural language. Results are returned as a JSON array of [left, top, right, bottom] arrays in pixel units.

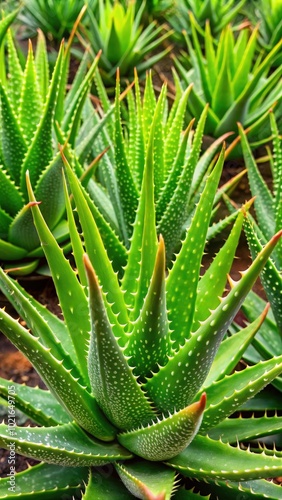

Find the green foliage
[[175, 22, 282, 153], [169, 0, 246, 41], [253, 0, 282, 65], [0, 30, 100, 274], [78, 70, 236, 265], [84, 0, 172, 84], [19, 0, 97, 40], [0, 107, 282, 497], [235, 113, 282, 390]]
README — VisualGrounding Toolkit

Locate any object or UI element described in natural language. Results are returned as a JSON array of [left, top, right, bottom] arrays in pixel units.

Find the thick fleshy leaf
[[167, 434, 282, 481], [0, 165, 24, 217], [125, 236, 172, 379], [19, 40, 42, 142], [82, 468, 134, 499], [61, 150, 128, 329], [26, 173, 91, 383], [118, 394, 206, 461], [0, 463, 88, 500], [0, 307, 115, 440], [121, 99, 158, 319], [239, 124, 275, 242], [192, 200, 251, 330], [0, 377, 71, 426], [20, 41, 64, 194], [0, 82, 27, 186], [85, 254, 156, 431], [145, 231, 282, 413], [203, 304, 270, 388], [244, 216, 282, 333], [0, 422, 131, 466], [166, 148, 224, 348], [201, 477, 282, 500], [200, 355, 282, 432], [116, 460, 176, 500], [208, 414, 282, 443]]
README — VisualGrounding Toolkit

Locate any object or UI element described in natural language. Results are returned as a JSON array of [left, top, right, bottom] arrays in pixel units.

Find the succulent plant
[[82, 0, 172, 85], [253, 0, 282, 66], [19, 0, 97, 41], [174, 22, 282, 154], [0, 103, 282, 497], [0, 27, 100, 274], [74, 69, 239, 267], [168, 0, 246, 42]]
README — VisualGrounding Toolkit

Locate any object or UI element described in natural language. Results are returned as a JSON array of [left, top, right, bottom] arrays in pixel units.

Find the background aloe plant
[[19, 0, 97, 41], [174, 21, 282, 154], [0, 27, 101, 274], [81, 0, 172, 85], [169, 0, 246, 42], [0, 100, 282, 497], [252, 0, 282, 66]]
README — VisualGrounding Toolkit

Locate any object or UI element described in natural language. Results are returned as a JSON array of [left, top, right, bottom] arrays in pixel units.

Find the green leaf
[[244, 216, 282, 333], [19, 40, 43, 143], [166, 147, 224, 348], [200, 355, 282, 432], [116, 460, 176, 500], [239, 124, 275, 241], [0, 422, 131, 466], [0, 82, 27, 186], [203, 304, 270, 388], [0, 377, 71, 426], [26, 172, 91, 383], [82, 468, 134, 499], [192, 201, 250, 330], [145, 230, 282, 413], [20, 41, 64, 194], [85, 254, 156, 431], [35, 30, 49, 102], [0, 164, 24, 216], [61, 150, 128, 330], [0, 307, 116, 440], [202, 477, 282, 500], [118, 394, 206, 461], [114, 70, 139, 242], [158, 104, 210, 260], [208, 414, 282, 443], [0, 9, 18, 47], [121, 100, 158, 319], [167, 434, 282, 481], [125, 236, 172, 379], [0, 463, 88, 500]]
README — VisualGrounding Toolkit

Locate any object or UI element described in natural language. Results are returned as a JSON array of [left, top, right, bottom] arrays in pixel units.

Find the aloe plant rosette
[[0, 113, 282, 497], [0, 27, 100, 274]]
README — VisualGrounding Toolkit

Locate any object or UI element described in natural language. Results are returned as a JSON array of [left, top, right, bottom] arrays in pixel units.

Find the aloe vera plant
[[74, 69, 239, 267], [253, 0, 282, 66], [82, 0, 172, 85], [0, 27, 101, 274], [175, 22, 282, 153], [169, 0, 246, 42], [19, 0, 97, 40], [0, 103, 282, 497]]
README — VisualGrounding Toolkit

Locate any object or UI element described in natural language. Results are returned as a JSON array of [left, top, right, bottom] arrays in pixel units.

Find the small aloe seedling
[[0, 106, 282, 497], [0, 27, 100, 274], [175, 22, 282, 154]]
